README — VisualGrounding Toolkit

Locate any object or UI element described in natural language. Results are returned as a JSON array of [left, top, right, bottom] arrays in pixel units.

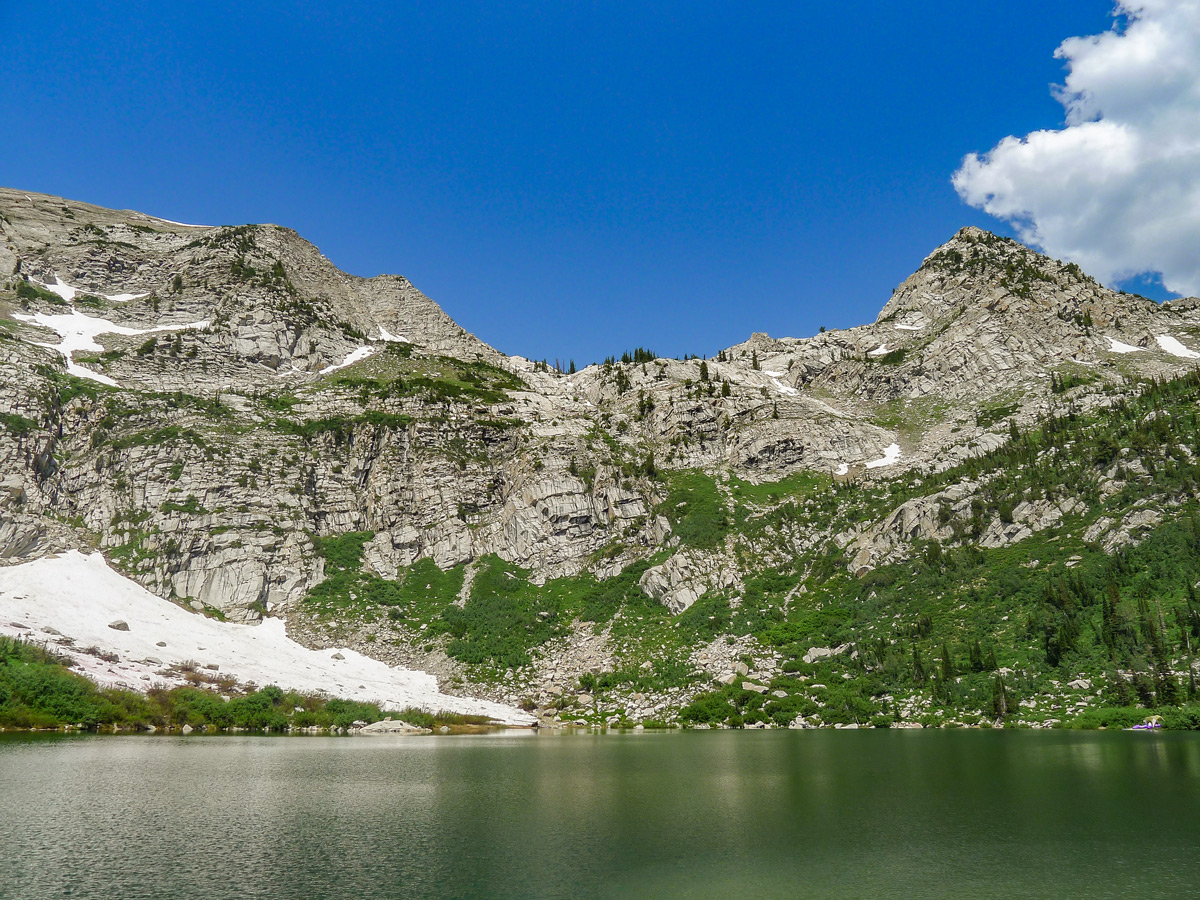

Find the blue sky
[[3, 1, 1125, 363]]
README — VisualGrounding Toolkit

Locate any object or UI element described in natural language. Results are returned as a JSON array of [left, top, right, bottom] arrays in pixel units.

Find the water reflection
[[1, 731, 1199, 900]]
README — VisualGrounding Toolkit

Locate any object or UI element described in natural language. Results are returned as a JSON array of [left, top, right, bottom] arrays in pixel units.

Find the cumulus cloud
[[953, 0, 1200, 296]]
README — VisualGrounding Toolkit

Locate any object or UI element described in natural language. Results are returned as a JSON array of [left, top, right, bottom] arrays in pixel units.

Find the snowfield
[[14, 308, 210, 387], [1106, 337, 1144, 354], [1156, 335, 1200, 359], [0, 552, 533, 725], [865, 443, 901, 469], [320, 345, 375, 374], [868, 344, 889, 357]]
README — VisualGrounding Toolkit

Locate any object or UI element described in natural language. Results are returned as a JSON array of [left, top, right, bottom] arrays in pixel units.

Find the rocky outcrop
[[639, 549, 740, 613]]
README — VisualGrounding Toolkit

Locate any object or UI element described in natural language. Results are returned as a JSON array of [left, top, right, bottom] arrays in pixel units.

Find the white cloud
[[953, 0, 1200, 296]]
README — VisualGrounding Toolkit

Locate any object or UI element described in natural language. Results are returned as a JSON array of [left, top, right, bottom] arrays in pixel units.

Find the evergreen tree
[[1106, 669, 1133, 707], [969, 639, 985, 673], [912, 644, 926, 684], [940, 643, 956, 682], [751, 350, 760, 370], [721, 380, 731, 398], [699, 360, 709, 382], [991, 675, 1010, 720]]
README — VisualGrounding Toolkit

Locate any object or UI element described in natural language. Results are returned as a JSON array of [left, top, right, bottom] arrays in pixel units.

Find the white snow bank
[[868, 344, 889, 357], [32, 277, 148, 304], [834, 463, 849, 476], [864, 443, 901, 469], [762, 370, 798, 395], [1106, 337, 1144, 354], [148, 216, 211, 229], [377, 325, 410, 343], [14, 308, 209, 387], [894, 323, 923, 331], [1156, 335, 1200, 359], [0, 551, 532, 724], [320, 346, 375, 374]]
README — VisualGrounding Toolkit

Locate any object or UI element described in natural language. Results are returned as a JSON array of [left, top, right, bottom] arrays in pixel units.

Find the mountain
[[3, 187, 1200, 730]]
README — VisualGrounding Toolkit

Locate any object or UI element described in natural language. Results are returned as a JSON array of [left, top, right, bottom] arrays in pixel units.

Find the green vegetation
[[0, 412, 37, 435], [273, 411, 414, 441], [322, 349, 526, 406], [108, 425, 206, 452], [729, 470, 830, 507], [305, 532, 465, 620], [14, 280, 65, 306], [660, 471, 729, 549], [160, 495, 208, 515]]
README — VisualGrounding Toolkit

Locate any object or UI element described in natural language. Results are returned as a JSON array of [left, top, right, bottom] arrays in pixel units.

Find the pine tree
[[721, 380, 730, 398], [1107, 669, 1133, 707], [991, 675, 1010, 720], [699, 360, 709, 382], [751, 350, 759, 370], [969, 640, 985, 673], [912, 644, 926, 684], [940, 643, 956, 682], [568, 360, 576, 374]]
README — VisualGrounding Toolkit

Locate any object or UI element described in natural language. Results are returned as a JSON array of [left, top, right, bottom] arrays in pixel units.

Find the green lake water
[[2, 729, 1198, 899]]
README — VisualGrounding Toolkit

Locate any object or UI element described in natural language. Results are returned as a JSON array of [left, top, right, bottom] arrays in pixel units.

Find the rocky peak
[[0, 188, 501, 390]]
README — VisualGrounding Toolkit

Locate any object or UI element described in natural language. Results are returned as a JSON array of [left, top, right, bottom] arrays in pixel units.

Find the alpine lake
[[2, 729, 1198, 900]]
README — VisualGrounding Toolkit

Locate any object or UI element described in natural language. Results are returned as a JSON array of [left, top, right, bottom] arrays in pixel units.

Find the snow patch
[[148, 216, 211, 229], [868, 344, 889, 357], [0, 551, 532, 724], [377, 325, 410, 343], [32, 277, 148, 304], [835, 463, 849, 476], [894, 324, 924, 331], [320, 346, 374, 374], [1156, 335, 1200, 360], [14, 308, 209, 387], [762, 370, 798, 395], [864, 443, 901, 469], [1106, 337, 1144, 354]]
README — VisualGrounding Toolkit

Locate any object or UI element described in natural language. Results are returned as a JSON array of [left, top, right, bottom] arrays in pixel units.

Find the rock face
[[4, 189, 1200, 717], [639, 549, 739, 613]]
